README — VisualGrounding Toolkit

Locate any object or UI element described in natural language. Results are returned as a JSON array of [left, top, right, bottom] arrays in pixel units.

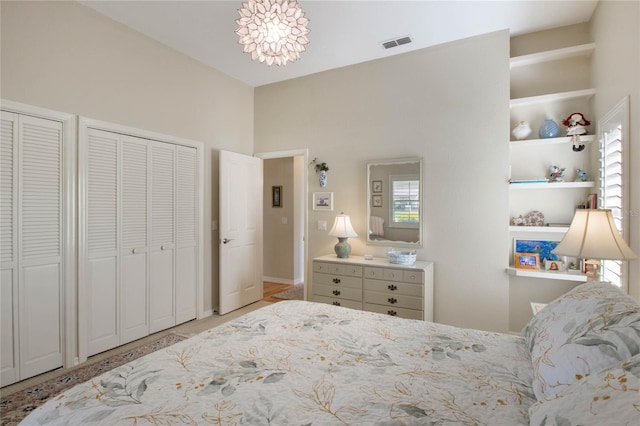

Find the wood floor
[[262, 281, 294, 303]]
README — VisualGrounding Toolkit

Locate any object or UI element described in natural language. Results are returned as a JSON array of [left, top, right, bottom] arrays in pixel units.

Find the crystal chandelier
[[235, 0, 310, 66]]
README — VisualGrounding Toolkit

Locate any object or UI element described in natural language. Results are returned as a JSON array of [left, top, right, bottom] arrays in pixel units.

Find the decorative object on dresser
[[328, 212, 358, 258], [552, 209, 637, 281], [311, 255, 434, 320]]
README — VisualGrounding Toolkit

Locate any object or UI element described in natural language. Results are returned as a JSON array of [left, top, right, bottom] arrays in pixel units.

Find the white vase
[[319, 170, 327, 187]]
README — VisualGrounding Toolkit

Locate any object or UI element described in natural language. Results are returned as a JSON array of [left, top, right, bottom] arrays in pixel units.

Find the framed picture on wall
[[372, 180, 382, 193], [371, 194, 382, 207], [272, 186, 282, 208], [313, 192, 333, 211]]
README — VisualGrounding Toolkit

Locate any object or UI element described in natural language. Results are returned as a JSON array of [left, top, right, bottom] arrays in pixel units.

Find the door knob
[[132, 248, 137, 254], [222, 238, 233, 244]]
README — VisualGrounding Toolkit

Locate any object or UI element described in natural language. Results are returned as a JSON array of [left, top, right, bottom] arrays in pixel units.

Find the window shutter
[[121, 138, 148, 251]]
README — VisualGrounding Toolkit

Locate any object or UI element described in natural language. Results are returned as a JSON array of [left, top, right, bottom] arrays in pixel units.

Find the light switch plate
[[318, 220, 327, 230]]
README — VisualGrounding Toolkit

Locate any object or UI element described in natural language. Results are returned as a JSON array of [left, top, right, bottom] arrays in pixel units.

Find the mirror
[[366, 157, 422, 248]]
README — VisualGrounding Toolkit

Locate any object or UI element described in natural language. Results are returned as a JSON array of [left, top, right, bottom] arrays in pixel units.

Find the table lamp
[[329, 212, 358, 258], [552, 209, 637, 281]]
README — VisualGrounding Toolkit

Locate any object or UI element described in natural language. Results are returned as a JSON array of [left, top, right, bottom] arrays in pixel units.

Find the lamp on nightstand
[[552, 209, 637, 282], [329, 212, 358, 258]]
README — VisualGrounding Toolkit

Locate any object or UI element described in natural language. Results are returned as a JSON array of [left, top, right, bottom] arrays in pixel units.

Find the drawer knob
[[332, 301, 341, 306], [332, 278, 341, 284], [388, 297, 397, 304], [387, 310, 397, 316], [387, 284, 398, 291], [332, 290, 341, 296]]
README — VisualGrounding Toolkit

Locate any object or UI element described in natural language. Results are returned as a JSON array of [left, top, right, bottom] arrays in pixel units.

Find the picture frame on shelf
[[371, 194, 383, 207], [312, 192, 333, 211], [272, 186, 282, 208], [513, 239, 559, 262], [372, 180, 382, 193], [544, 259, 565, 271], [515, 252, 541, 269]]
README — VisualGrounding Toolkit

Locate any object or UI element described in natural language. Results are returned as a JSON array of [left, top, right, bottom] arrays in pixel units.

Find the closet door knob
[[132, 248, 137, 254], [161, 245, 166, 250]]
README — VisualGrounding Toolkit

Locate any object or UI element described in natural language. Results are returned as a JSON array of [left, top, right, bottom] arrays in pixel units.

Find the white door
[[119, 135, 149, 344], [149, 141, 175, 333], [219, 150, 263, 315]]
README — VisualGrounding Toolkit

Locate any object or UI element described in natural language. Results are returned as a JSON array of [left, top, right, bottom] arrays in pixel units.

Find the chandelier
[[235, 0, 310, 66]]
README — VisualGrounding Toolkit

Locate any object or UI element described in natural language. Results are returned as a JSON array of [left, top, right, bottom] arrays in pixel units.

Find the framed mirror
[[366, 157, 423, 247]]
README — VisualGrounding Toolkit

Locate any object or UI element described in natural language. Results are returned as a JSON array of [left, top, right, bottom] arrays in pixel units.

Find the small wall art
[[272, 186, 282, 208], [371, 194, 382, 207], [312, 192, 333, 211], [513, 239, 559, 262], [372, 180, 382, 193]]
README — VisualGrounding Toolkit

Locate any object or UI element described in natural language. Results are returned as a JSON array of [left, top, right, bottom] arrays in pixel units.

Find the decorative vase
[[319, 170, 327, 187], [512, 121, 532, 140], [538, 119, 559, 139]]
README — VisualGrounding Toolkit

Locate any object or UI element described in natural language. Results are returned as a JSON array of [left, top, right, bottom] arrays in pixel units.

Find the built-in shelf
[[509, 226, 569, 233], [510, 88, 596, 108], [509, 181, 595, 190], [510, 135, 596, 147], [510, 43, 596, 68], [506, 267, 588, 282]]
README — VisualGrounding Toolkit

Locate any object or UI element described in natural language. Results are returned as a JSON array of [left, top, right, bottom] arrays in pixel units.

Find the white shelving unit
[[510, 181, 595, 190], [506, 267, 587, 282]]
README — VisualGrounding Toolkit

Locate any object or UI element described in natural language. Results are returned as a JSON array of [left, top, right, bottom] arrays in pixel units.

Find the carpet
[[272, 283, 304, 300], [0, 333, 186, 426]]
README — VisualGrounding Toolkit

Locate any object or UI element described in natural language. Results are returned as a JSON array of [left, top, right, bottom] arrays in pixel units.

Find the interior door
[[219, 150, 263, 315]]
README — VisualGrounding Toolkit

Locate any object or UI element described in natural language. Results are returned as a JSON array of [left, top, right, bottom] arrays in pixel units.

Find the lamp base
[[334, 237, 352, 258]]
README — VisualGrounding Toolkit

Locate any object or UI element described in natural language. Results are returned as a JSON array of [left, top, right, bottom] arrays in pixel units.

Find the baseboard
[[263, 276, 294, 285]]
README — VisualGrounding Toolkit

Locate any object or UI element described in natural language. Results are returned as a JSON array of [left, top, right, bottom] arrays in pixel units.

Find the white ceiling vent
[[380, 35, 413, 50]]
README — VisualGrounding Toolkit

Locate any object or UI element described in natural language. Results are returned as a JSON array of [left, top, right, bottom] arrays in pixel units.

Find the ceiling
[[79, 0, 599, 87]]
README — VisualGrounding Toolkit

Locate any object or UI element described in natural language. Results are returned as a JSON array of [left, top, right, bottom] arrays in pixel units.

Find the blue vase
[[539, 119, 559, 139], [319, 170, 327, 187]]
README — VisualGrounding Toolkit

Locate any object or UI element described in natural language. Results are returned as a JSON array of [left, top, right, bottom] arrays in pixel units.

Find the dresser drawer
[[313, 272, 362, 289], [364, 290, 423, 310], [364, 266, 424, 284], [314, 284, 362, 301], [313, 295, 362, 310], [314, 261, 362, 277], [364, 279, 422, 297], [364, 303, 423, 320]]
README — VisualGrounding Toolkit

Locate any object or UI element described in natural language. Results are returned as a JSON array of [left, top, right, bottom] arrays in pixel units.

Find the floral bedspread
[[23, 301, 535, 425]]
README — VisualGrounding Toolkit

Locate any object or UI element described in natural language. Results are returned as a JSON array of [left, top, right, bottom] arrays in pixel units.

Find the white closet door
[[1, 112, 18, 385], [120, 136, 149, 344], [175, 146, 197, 323], [149, 141, 175, 333], [85, 128, 119, 356], [18, 114, 63, 379]]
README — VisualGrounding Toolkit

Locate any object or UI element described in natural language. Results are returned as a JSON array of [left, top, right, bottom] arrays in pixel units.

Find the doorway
[[256, 150, 308, 300]]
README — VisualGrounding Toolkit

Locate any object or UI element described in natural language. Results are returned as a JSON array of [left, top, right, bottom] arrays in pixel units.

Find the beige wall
[[255, 31, 512, 332], [263, 157, 295, 282], [591, 0, 640, 300], [0, 0, 255, 314]]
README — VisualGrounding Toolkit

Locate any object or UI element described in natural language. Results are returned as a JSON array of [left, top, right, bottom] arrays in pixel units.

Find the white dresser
[[312, 255, 434, 321]]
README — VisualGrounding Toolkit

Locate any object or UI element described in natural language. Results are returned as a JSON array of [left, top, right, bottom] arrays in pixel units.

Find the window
[[390, 175, 419, 228], [599, 97, 630, 289]]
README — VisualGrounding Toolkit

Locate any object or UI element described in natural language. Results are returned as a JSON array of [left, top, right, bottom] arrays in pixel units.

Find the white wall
[[591, 0, 640, 300], [254, 31, 512, 332], [0, 0, 255, 314]]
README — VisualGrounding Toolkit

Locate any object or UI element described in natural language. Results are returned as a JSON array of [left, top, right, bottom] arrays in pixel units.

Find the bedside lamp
[[328, 212, 358, 258], [552, 209, 637, 281]]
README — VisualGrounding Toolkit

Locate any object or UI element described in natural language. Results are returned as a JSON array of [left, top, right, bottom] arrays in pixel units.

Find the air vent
[[380, 35, 413, 50]]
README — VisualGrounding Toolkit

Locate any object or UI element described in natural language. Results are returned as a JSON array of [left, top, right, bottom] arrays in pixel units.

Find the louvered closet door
[[1, 112, 18, 385], [86, 128, 119, 356], [18, 114, 63, 379], [120, 136, 149, 344], [149, 141, 175, 333], [175, 146, 197, 323]]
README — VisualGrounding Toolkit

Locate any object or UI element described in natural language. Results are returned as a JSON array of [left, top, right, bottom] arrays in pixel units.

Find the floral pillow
[[521, 281, 640, 400], [529, 353, 640, 425]]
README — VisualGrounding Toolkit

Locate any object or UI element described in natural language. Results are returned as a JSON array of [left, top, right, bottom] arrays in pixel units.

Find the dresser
[[312, 255, 434, 321]]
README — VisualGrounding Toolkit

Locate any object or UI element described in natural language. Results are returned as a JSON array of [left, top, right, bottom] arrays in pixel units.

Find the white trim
[[263, 276, 296, 285]]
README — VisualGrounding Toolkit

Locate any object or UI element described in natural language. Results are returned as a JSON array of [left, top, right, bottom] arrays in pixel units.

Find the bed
[[22, 282, 640, 425]]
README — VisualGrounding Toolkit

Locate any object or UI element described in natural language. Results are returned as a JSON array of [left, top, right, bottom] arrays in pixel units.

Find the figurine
[[523, 210, 545, 226], [512, 121, 532, 140], [576, 168, 588, 182], [549, 165, 565, 182], [562, 112, 590, 152]]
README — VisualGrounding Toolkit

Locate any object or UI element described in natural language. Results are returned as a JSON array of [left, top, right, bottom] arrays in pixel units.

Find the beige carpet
[[0, 333, 186, 426], [272, 283, 304, 300]]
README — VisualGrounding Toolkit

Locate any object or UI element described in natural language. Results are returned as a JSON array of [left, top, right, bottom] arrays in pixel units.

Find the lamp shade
[[552, 209, 637, 260], [329, 213, 358, 238]]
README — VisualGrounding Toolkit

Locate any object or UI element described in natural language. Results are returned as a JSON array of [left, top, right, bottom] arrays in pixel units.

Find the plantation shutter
[[391, 177, 420, 225]]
